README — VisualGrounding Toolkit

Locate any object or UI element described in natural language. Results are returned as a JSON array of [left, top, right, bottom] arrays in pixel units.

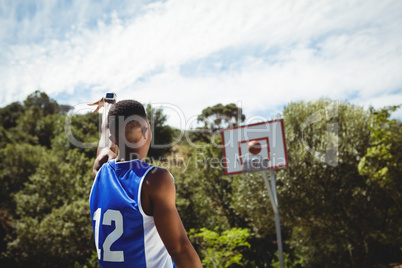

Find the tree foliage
[[189, 227, 251, 268], [146, 104, 175, 160], [278, 100, 401, 267], [198, 103, 246, 131], [174, 99, 401, 267], [0, 143, 45, 211], [0, 92, 97, 267], [0, 93, 400, 267], [193, 103, 245, 143], [357, 105, 402, 262], [0, 102, 24, 129]]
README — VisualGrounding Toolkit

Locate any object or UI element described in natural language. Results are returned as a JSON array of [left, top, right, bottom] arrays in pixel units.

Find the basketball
[[248, 140, 262, 155]]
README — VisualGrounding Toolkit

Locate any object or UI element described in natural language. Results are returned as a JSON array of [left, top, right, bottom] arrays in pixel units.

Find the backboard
[[221, 119, 288, 175]]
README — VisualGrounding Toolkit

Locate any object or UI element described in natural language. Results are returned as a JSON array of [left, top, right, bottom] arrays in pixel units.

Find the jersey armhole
[[89, 164, 104, 203], [138, 166, 155, 218]]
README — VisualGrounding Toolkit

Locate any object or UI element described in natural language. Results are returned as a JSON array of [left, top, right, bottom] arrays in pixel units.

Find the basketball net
[[238, 153, 270, 173]]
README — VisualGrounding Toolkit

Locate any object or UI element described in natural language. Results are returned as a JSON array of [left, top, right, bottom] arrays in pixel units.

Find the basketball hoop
[[221, 119, 288, 268]]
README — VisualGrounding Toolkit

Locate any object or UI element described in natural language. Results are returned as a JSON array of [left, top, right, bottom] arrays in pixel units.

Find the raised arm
[[88, 97, 118, 178], [142, 168, 202, 268]]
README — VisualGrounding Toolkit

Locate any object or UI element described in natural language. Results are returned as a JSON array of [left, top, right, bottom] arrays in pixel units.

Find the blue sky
[[1, 0, 401, 128]]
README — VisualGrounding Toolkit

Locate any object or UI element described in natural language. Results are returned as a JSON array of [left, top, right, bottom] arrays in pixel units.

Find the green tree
[[2, 92, 400, 267], [173, 141, 232, 231], [23, 90, 60, 115], [0, 127, 12, 148], [357, 105, 402, 264], [0, 143, 45, 212], [0, 102, 24, 129], [189, 227, 251, 268], [16, 91, 62, 148], [0, 143, 45, 266], [0, 92, 99, 267], [192, 103, 245, 143], [276, 99, 401, 267], [230, 172, 283, 266], [146, 104, 175, 160], [60, 112, 99, 158], [6, 149, 95, 267], [198, 103, 245, 132], [358, 105, 401, 206]]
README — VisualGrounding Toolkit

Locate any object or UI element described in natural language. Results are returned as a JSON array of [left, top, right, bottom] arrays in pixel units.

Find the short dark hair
[[107, 100, 147, 141]]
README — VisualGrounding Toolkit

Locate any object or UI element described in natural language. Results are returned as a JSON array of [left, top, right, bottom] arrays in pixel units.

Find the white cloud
[[0, 0, 401, 128]]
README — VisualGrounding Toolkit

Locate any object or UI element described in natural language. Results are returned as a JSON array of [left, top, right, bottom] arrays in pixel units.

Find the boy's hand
[[88, 97, 116, 113]]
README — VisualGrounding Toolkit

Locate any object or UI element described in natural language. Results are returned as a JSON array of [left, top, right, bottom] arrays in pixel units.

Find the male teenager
[[88, 97, 202, 268]]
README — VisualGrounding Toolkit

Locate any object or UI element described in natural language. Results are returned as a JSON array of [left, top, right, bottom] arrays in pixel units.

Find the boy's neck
[[116, 147, 144, 162]]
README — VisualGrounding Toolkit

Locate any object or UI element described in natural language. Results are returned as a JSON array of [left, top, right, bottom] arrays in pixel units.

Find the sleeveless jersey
[[89, 159, 176, 268]]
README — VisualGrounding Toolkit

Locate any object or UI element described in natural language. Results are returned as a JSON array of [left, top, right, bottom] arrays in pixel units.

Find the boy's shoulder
[[146, 166, 171, 180], [143, 166, 174, 192]]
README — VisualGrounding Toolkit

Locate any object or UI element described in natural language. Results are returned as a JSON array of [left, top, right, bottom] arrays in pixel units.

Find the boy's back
[[90, 159, 176, 268]]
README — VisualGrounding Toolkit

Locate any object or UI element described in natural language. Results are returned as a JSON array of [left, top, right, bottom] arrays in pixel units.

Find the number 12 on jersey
[[93, 208, 125, 262]]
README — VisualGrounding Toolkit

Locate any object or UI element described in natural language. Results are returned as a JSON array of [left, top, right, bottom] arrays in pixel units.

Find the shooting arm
[[89, 98, 118, 178]]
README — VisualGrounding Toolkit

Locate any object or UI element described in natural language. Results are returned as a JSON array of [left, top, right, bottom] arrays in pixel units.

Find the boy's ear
[[145, 126, 152, 140], [143, 127, 148, 139]]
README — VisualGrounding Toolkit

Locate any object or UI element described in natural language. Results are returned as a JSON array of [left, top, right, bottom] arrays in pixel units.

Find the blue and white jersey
[[89, 159, 176, 268]]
